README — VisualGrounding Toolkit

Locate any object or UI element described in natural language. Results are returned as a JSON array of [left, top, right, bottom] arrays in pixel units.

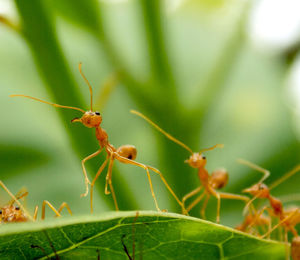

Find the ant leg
[[247, 206, 269, 230], [262, 210, 298, 238], [8, 187, 28, 206], [115, 154, 184, 211], [41, 201, 61, 220], [104, 155, 113, 195], [269, 164, 300, 190], [104, 157, 119, 211], [33, 206, 38, 221], [218, 192, 249, 223], [114, 154, 163, 211], [186, 192, 206, 213], [90, 155, 110, 213], [0, 181, 33, 221], [237, 159, 270, 183], [208, 189, 221, 223], [57, 202, 72, 216], [200, 195, 210, 219], [81, 149, 103, 197], [148, 166, 185, 212], [182, 187, 202, 214]]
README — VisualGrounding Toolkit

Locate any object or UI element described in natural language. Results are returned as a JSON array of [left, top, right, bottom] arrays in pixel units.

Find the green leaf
[[0, 211, 286, 259]]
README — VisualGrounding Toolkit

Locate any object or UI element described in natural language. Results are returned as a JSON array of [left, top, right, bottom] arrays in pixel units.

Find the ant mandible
[[131, 110, 249, 223], [11, 63, 183, 213], [0, 181, 72, 222]]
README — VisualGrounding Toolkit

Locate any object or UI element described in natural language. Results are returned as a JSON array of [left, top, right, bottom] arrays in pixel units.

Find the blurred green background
[[0, 0, 300, 227]]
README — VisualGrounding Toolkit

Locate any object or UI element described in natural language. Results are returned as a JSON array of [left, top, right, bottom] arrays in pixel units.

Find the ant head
[[71, 111, 102, 128], [117, 145, 137, 160], [210, 168, 229, 189], [0, 205, 26, 222], [243, 183, 269, 198], [185, 153, 207, 168]]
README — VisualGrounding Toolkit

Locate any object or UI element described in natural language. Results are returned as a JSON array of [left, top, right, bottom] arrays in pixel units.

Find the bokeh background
[[0, 0, 300, 227]]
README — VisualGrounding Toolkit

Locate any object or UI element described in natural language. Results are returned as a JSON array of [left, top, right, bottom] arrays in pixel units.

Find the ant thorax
[[185, 153, 207, 168], [0, 205, 27, 223]]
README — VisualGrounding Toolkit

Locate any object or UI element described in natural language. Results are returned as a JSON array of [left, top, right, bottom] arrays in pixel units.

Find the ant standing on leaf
[[238, 159, 300, 258], [0, 181, 72, 222], [131, 110, 249, 223], [11, 63, 183, 213]]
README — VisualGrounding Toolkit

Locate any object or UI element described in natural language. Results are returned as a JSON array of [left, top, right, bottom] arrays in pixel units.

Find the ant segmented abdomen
[[117, 145, 137, 160], [210, 168, 228, 189]]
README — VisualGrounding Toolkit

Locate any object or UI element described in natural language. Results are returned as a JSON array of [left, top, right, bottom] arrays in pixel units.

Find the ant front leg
[[90, 155, 110, 213], [182, 186, 203, 214], [81, 149, 103, 197], [185, 192, 206, 214], [200, 195, 210, 219]]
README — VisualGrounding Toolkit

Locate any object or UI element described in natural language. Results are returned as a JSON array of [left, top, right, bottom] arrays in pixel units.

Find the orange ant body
[[239, 160, 300, 241], [11, 64, 183, 213], [235, 210, 271, 235], [131, 110, 249, 222], [0, 181, 72, 222]]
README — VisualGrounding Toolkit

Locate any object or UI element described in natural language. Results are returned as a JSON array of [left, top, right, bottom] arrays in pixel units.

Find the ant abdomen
[[210, 168, 228, 189], [117, 145, 137, 160]]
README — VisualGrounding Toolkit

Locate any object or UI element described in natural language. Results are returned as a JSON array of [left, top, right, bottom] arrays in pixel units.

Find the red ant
[[239, 160, 300, 242], [0, 181, 72, 222], [235, 208, 271, 236], [131, 110, 249, 223], [11, 63, 183, 213]]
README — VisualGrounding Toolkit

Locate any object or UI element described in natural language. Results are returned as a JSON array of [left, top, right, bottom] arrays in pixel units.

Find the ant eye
[[95, 111, 100, 116], [0, 210, 2, 214], [202, 156, 206, 160], [15, 206, 20, 210]]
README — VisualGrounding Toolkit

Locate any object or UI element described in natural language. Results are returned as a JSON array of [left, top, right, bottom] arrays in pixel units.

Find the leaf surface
[[0, 211, 286, 259]]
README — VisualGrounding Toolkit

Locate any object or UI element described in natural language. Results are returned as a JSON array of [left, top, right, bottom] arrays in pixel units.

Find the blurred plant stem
[[14, 0, 138, 210]]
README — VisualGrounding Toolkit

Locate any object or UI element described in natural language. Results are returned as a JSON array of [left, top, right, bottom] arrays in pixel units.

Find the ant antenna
[[8, 191, 28, 206], [130, 110, 193, 154], [10, 95, 85, 113], [79, 62, 93, 111], [237, 159, 270, 184], [198, 144, 224, 154], [269, 164, 300, 191]]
